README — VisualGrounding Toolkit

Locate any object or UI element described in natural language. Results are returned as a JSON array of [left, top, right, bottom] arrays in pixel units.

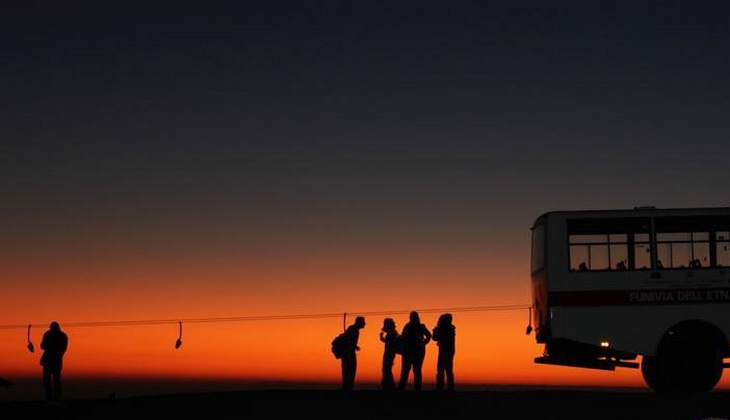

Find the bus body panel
[[550, 305, 729, 357]]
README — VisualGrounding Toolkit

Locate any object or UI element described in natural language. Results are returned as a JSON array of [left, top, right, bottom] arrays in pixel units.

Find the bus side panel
[[549, 304, 730, 358]]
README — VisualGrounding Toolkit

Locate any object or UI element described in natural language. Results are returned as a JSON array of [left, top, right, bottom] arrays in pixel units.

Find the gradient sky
[[2, 1, 730, 399]]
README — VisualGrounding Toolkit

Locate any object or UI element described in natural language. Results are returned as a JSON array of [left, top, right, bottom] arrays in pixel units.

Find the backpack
[[331, 333, 348, 359]]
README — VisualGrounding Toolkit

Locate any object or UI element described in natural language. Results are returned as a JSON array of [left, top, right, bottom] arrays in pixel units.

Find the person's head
[[409, 311, 420, 323], [50, 321, 60, 331], [355, 316, 366, 328], [438, 313, 452, 326], [382, 317, 395, 332]]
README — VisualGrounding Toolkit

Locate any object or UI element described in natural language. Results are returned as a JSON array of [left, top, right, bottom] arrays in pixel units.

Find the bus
[[529, 206, 730, 392]]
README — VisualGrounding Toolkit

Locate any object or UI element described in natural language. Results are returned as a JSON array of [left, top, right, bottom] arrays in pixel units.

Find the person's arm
[[346, 327, 360, 351], [422, 325, 432, 344]]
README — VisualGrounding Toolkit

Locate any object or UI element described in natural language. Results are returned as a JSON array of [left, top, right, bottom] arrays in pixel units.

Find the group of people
[[337, 310, 456, 392], [13, 315, 451, 401]]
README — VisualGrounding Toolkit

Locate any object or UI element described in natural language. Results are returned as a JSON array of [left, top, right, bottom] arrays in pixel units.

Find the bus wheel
[[676, 339, 723, 393], [656, 329, 724, 393]]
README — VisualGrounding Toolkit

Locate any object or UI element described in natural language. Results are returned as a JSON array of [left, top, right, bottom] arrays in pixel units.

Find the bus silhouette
[[529, 206, 730, 393]]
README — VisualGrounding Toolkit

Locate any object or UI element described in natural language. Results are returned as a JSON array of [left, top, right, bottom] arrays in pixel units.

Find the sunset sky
[[2, 1, 730, 400]]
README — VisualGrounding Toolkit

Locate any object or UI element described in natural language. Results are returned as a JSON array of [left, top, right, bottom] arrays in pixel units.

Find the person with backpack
[[398, 311, 431, 391], [379, 317, 400, 390], [432, 313, 456, 391], [339, 316, 366, 391]]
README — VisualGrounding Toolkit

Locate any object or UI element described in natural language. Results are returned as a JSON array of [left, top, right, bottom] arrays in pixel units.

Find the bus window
[[633, 233, 651, 269], [570, 245, 589, 271], [656, 233, 689, 268], [567, 217, 651, 272], [569, 234, 610, 271], [691, 232, 710, 267], [569, 233, 628, 271], [656, 232, 710, 269], [609, 234, 628, 270], [717, 231, 730, 267]]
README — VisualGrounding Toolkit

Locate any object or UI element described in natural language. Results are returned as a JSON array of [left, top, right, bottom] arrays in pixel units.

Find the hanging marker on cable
[[26, 324, 34, 352], [175, 320, 183, 349]]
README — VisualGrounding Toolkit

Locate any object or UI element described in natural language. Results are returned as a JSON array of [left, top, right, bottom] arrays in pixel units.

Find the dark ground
[[1, 389, 729, 420]]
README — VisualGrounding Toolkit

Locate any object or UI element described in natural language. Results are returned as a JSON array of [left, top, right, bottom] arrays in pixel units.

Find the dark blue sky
[[3, 1, 730, 257]]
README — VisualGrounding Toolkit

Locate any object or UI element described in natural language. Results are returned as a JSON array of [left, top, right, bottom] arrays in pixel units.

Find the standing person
[[432, 313, 456, 391], [340, 316, 366, 391], [379, 317, 400, 390], [398, 311, 431, 391], [40, 321, 68, 401]]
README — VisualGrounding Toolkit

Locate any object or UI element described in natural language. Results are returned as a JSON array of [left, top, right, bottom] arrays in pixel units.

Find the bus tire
[[655, 324, 725, 393]]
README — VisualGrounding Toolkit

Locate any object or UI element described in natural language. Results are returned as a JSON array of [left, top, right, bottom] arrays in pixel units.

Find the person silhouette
[[340, 316, 366, 391], [432, 313, 456, 391], [397, 311, 431, 391], [379, 317, 400, 391], [40, 321, 68, 401]]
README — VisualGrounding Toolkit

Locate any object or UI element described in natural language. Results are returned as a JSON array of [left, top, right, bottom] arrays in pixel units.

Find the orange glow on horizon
[[3, 310, 729, 392], [2, 250, 729, 396]]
